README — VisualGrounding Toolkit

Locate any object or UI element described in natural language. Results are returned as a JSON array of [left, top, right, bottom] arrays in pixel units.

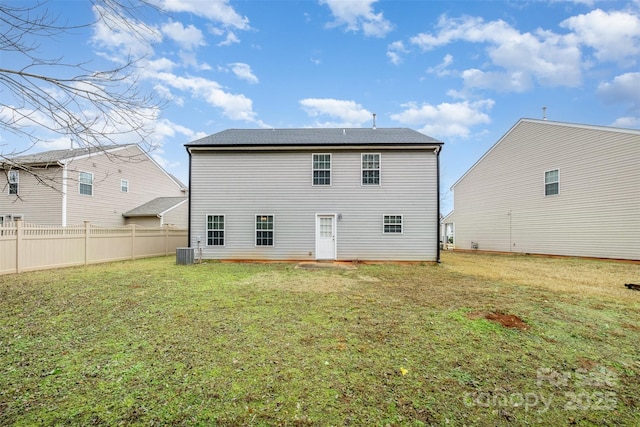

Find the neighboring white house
[[444, 118, 640, 260], [1, 144, 188, 226], [123, 197, 188, 228], [186, 128, 443, 261]]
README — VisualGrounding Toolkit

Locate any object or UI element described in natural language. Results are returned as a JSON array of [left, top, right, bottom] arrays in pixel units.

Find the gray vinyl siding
[[190, 149, 438, 261], [451, 120, 640, 260]]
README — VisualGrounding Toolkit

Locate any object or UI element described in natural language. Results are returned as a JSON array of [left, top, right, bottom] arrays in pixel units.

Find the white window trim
[[121, 179, 129, 193], [361, 153, 381, 186], [8, 170, 19, 195], [79, 171, 93, 196], [206, 214, 225, 247], [311, 153, 332, 186], [255, 214, 275, 247], [544, 169, 559, 197], [383, 214, 403, 234]]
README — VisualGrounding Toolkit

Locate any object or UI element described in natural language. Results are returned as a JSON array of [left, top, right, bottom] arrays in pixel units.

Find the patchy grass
[[0, 252, 639, 426]]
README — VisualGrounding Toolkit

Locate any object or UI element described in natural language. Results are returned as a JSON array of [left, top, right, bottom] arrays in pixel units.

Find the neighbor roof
[[122, 197, 188, 217], [186, 128, 442, 148], [3, 144, 136, 167]]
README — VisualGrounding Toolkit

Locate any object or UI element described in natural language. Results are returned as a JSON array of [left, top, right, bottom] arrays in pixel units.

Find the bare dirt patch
[[467, 311, 529, 330], [242, 271, 360, 293], [295, 261, 357, 270]]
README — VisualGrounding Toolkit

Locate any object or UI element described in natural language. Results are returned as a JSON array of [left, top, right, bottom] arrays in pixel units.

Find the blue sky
[[3, 0, 640, 214]]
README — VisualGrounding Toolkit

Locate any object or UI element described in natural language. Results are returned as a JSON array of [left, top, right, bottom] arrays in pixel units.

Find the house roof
[[4, 144, 136, 166], [186, 128, 442, 149], [450, 118, 640, 190], [122, 197, 188, 217]]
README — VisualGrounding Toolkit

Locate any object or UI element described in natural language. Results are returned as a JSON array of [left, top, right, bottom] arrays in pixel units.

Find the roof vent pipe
[[542, 106, 547, 120], [342, 129, 346, 135], [372, 113, 377, 129]]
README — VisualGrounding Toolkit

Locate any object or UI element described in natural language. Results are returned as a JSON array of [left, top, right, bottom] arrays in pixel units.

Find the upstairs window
[[121, 179, 129, 193], [207, 215, 225, 246], [256, 215, 274, 246], [362, 153, 380, 185], [8, 170, 18, 195], [79, 172, 93, 196], [312, 154, 331, 186], [545, 169, 559, 196], [383, 215, 403, 234]]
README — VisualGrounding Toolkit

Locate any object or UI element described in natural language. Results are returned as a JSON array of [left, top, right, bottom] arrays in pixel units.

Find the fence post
[[164, 224, 169, 255], [15, 218, 23, 274], [131, 224, 136, 260], [84, 221, 90, 265]]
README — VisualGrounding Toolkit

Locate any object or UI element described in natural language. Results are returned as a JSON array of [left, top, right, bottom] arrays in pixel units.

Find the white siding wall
[[3, 146, 185, 226], [451, 120, 640, 260], [65, 146, 185, 226], [0, 168, 64, 225], [162, 201, 188, 228], [190, 149, 439, 261]]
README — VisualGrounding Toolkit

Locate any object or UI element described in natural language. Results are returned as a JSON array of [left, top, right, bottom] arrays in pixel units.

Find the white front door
[[316, 214, 336, 260]]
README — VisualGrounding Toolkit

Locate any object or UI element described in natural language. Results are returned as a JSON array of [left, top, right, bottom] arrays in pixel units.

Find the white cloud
[[218, 31, 240, 46], [561, 9, 640, 64], [299, 98, 373, 127], [156, 0, 249, 46], [386, 41, 408, 65], [462, 69, 533, 93], [611, 116, 640, 128], [426, 54, 454, 77], [229, 63, 259, 84], [147, 57, 177, 72], [390, 99, 494, 138], [153, 73, 258, 122], [597, 72, 640, 110], [91, 4, 162, 59], [158, 0, 250, 30], [409, 14, 582, 91], [320, 0, 393, 38], [161, 21, 205, 50]]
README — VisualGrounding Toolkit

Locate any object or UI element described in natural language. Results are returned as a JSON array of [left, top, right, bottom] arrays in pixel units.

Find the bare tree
[[0, 0, 164, 186]]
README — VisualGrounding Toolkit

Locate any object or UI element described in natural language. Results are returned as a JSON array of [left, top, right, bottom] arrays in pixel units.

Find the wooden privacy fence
[[0, 220, 188, 275]]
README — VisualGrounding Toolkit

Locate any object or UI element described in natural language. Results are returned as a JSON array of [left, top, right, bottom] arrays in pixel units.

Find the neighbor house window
[[8, 170, 18, 195], [79, 172, 93, 195], [121, 179, 129, 193], [362, 153, 380, 185], [207, 215, 225, 246], [312, 154, 331, 186], [256, 215, 274, 246], [383, 215, 403, 234], [545, 169, 559, 196]]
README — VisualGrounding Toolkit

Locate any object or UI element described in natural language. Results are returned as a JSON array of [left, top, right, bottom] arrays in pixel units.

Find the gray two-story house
[[186, 128, 443, 262]]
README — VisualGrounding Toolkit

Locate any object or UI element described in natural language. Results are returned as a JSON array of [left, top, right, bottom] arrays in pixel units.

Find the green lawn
[[1, 252, 639, 426]]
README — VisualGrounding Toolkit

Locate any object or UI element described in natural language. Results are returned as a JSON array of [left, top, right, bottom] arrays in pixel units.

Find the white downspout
[[61, 163, 68, 226]]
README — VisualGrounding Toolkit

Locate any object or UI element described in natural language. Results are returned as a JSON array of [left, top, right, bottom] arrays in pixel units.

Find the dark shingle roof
[[186, 128, 442, 148], [5, 144, 135, 166], [123, 197, 188, 217]]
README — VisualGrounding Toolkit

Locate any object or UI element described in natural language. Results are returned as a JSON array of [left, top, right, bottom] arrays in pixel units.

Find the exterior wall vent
[[176, 247, 195, 265]]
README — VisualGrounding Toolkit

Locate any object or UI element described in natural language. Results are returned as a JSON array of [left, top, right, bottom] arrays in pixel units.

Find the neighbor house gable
[[447, 118, 640, 260], [2, 144, 187, 226], [450, 118, 640, 191]]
